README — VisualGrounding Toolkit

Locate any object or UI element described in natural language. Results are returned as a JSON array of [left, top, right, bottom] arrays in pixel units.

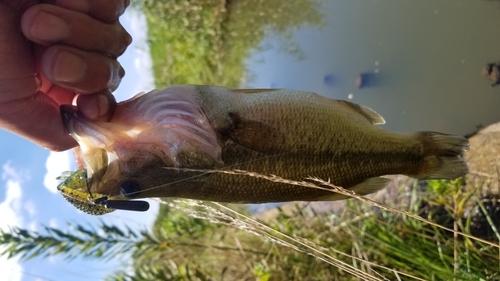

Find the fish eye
[[120, 181, 142, 199]]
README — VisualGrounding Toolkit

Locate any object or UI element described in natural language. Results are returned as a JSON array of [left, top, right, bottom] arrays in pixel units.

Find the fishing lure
[[57, 169, 149, 215]]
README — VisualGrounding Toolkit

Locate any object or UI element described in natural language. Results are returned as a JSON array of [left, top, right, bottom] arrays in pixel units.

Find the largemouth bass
[[58, 86, 469, 215]]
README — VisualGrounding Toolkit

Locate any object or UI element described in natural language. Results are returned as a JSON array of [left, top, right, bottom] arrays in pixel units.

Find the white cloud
[[23, 200, 39, 231], [24, 200, 36, 217], [2, 163, 30, 183], [0, 178, 23, 228], [0, 257, 22, 281], [22, 200, 39, 231], [48, 218, 58, 229], [43, 151, 72, 194], [0, 163, 25, 229], [0, 163, 26, 281], [26, 221, 38, 232], [125, 10, 155, 95]]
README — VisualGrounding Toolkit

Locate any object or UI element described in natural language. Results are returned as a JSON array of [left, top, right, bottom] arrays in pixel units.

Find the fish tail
[[414, 132, 469, 179]]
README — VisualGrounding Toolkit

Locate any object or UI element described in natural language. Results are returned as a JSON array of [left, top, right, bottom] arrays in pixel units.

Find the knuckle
[[99, 0, 128, 20], [106, 61, 123, 91], [96, 22, 129, 57], [116, 0, 128, 16]]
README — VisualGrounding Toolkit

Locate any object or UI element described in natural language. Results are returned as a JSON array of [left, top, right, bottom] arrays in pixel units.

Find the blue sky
[[0, 9, 158, 281]]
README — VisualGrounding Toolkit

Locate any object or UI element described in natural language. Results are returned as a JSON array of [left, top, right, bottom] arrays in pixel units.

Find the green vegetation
[[117, 178, 500, 280], [137, 0, 323, 88], [1, 178, 499, 280]]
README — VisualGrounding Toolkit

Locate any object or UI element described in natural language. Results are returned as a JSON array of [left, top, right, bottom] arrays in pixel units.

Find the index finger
[[54, 0, 130, 22]]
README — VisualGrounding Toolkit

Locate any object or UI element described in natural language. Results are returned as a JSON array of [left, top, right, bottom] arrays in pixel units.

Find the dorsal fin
[[231, 88, 282, 94], [345, 101, 385, 125]]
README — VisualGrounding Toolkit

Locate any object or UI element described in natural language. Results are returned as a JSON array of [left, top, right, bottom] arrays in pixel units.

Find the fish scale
[[58, 85, 469, 215]]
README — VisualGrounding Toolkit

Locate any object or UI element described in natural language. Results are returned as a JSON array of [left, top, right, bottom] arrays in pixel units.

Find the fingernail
[[53, 50, 86, 83], [55, 0, 89, 13], [78, 93, 110, 120], [107, 64, 125, 91], [30, 12, 69, 42], [117, 0, 129, 16], [96, 94, 110, 118]]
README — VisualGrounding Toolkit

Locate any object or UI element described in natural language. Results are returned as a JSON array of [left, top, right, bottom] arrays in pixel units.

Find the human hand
[[0, 0, 131, 151]]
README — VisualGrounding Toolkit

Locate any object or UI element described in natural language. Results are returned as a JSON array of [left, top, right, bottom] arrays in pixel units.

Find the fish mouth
[[59, 106, 142, 210], [60, 104, 80, 136], [60, 105, 116, 193], [60, 104, 99, 146], [60, 104, 116, 149]]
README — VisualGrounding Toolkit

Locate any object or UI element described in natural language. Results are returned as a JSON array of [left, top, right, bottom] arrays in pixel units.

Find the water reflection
[[142, 0, 323, 87], [323, 74, 336, 87], [482, 62, 500, 87], [355, 72, 380, 89], [246, 0, 500, 135]]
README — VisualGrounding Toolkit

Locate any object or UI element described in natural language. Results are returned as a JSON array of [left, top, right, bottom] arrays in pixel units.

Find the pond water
[[245, 0, 500, 135]]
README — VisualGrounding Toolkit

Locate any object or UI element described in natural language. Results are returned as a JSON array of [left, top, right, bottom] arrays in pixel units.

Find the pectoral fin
[[223, 112, 285, 154], [318, 177, 391, 201]]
